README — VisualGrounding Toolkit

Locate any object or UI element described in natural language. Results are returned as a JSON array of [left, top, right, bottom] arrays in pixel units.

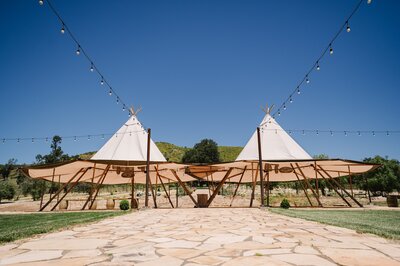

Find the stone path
[[0, 208, 400, 265]]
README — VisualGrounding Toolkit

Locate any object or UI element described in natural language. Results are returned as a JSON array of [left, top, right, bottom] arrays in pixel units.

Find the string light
[[88, 135, 91, 140], [283, 104, 286, 110], [122, 105, 126, 112], [330, 131, 333, 136], [367, 0, 372, 4], [289, 96, 293, 103], [316, 130, 319, 135], [39, 0, 130, 116], [269, 0, 367, 120], [373, 131, 375, 136], [116, 97, 119, 104], [109, 89, 112, 96], [345, 131, 347, 136], [358, 131, 361, 136], [74, 136, 77, 141], [45, 137, 48, 142], [2, 139, 4, 144]]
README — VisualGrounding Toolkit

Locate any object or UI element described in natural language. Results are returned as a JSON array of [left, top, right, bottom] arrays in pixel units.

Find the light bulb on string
[[358, 131, 361, 136], [316, 61, 320, 71], [346, 21, 351, 33], [2, 139, 4, 144], [17, 138, 20, 143], [39, 0, 44, 5], [278, 111, 281, 116], [367, 0, 372, 5], [90, 63, 94, 72], [344, 131, 347, 136], [289, 96, 293, 103], [330, 131, 333, 136], [88, 135, 91, 140], [100, 77, 104, 85], [76, 46, 81, 55], [306, 75, 310, 84], [302, 130, 305, 135], [45, 137, 48, 142], [373, 131, 375, 136], [387, 131, 389, 136], [32, 138, 34, 143], [102, 134, 104, 140], [329, 44, 333, 55], [74, 136, 77, 141], [109, 89, 112, 96], [60, 24, 65, 34], [297, 87, 300, 94], [283, 104, 286, 110], [122, 106, 125, 112], [116, 97, 119, 104], [316, 130, 319, 135]]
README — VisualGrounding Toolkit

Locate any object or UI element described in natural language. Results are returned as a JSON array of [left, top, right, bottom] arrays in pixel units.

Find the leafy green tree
[[357, 156, 400, 194], [1, 158, 17, 180], [0, 180, 16, 203], [35, 136, 74, 165], [182, 139, 220, 163]]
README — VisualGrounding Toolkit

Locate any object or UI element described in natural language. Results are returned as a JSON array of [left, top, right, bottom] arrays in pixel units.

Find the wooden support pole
[[147, 171, 157, 208], [89, 165, 110, 209], [82, 165, 107, 210], [229, 167, 247, 207], [291, 165, 313, 206], [171, 170, 198, 207], [314, 161, 319, 198], [206, 174, 211, 197], [318, 166, 363, 207], [145, 128, 151, 207], [176, 182, 179, 208], [257, 127, 265, 207], [155, 166, 174, 208], [294, 163, 322, 207], [347, 165, 354, 197], [40, 168, 84, 211], [250, 163, 259, 207], [131, 175, 135, 209], [51, 168, 90, 211], [57, 175, 61, 202], [312, 165, 352, 207], [364, 176, 372, 203], [206, 168, 233, 207]]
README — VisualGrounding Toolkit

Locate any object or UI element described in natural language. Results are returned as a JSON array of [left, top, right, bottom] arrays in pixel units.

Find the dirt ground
[[0, 187, 392, 213]]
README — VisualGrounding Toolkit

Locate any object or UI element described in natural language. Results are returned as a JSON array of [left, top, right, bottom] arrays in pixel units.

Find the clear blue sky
[[1, 0, 399, 164]]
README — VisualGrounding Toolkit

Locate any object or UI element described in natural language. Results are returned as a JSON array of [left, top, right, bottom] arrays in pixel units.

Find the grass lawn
[[0, 211, 127, 244], [270, 209, 400, 240]]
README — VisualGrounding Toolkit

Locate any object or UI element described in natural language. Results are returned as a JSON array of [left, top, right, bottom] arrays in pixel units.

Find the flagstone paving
[[0, 208, 400, 265]]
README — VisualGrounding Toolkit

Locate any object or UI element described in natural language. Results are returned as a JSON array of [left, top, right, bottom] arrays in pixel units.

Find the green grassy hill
[[77, 142, 243, 162]]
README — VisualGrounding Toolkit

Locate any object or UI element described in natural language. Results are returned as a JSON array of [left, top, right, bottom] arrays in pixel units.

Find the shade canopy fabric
[[91, 115, 166, 163], [186, 159, 380, 183], [236, 114, 312, 161], [23, 160, 195, 185]]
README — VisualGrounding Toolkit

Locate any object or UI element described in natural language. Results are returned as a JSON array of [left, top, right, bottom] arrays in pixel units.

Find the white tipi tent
[[91, 113, 166, 163], [236, 113, 312, 161]]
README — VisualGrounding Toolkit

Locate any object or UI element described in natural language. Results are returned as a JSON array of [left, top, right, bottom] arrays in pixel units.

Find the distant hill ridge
[[79, 142, 243, 162]]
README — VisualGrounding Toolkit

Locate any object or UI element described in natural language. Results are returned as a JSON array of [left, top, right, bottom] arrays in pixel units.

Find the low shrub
[[119, 199, 130, 211], [280, 198, 290, 209]]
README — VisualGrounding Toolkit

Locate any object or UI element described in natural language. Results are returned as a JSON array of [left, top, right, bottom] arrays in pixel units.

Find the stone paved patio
[[0, 208, 399, 265]]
